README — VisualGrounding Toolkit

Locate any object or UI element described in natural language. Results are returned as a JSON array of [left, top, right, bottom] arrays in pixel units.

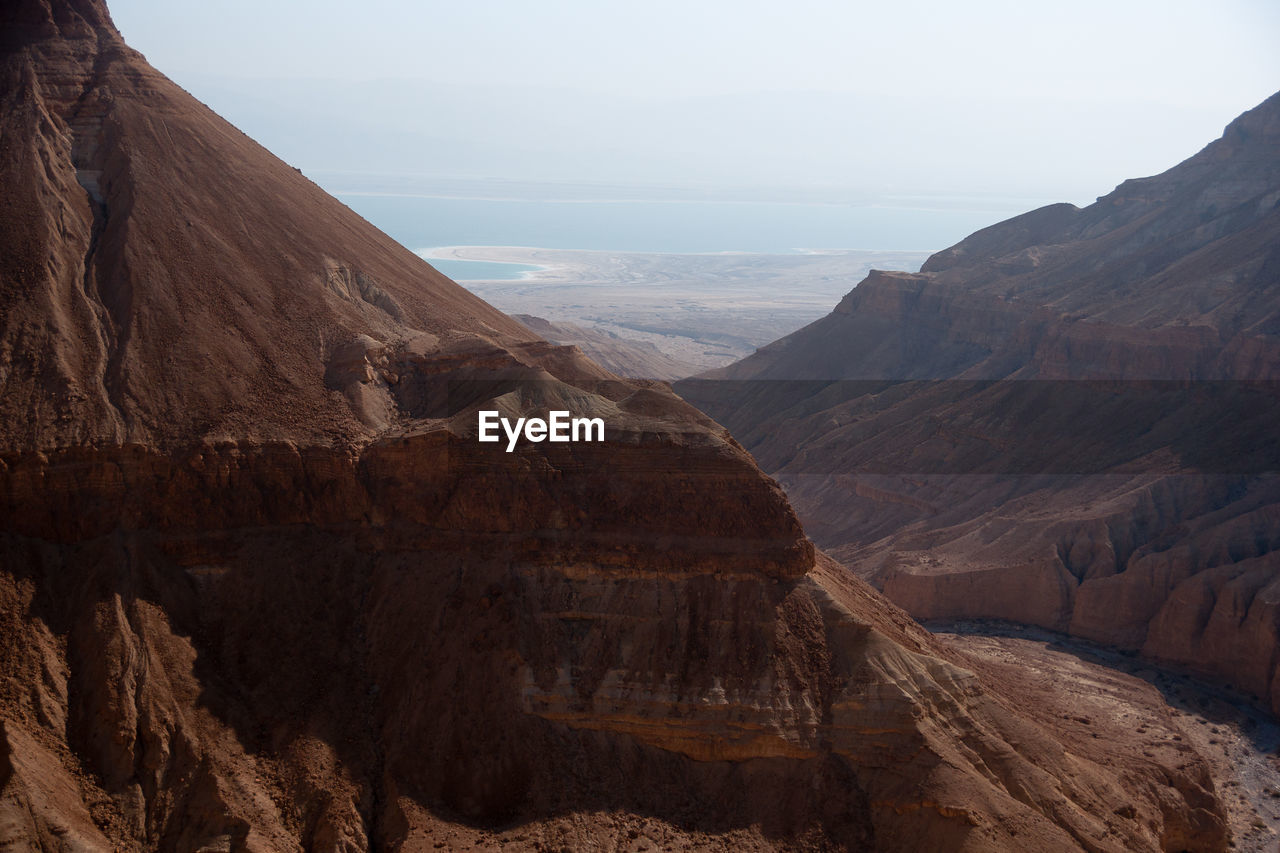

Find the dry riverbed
[[932, 621, 1280, 852]]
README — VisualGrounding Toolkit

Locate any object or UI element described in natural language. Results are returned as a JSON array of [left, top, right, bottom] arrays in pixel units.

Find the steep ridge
[[0, 0, 538, 450], [0, 1, 1240, 850], [678, 93, 1280, 718]]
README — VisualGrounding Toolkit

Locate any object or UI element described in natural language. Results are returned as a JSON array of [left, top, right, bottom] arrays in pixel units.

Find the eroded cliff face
[[0, 0, 1242, 850], [678, 93, 1280, 719], [0, 436, 1233, 852]]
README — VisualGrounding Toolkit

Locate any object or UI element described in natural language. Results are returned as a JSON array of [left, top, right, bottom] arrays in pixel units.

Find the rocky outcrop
[[0, 442, 1235, 850], [0, 420, 1237, 851], [679, 92, 1280, 718]]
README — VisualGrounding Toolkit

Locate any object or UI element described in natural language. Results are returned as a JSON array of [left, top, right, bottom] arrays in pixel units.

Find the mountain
[[0, 1, 1241, 850], [678, 93, 1280, 717]]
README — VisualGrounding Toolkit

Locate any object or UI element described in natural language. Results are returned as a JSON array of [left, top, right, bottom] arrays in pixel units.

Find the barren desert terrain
[[424, 246, 929, 374]]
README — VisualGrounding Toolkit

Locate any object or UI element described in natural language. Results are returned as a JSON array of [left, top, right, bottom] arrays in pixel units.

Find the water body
[[422, 257, 542, 281], [336, 191, 1042, 255]]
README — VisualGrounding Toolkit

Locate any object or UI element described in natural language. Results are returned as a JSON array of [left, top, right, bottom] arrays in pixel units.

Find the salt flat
[[426, 245, 931, 375]]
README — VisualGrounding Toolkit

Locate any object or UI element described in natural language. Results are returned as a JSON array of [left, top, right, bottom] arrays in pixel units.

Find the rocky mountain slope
[[0, 1, 1246, 850], [679, 93, 1280, 719]]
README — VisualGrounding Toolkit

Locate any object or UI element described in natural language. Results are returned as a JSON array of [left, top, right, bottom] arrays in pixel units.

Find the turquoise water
[[424, 258, 542, 280], [337, 192, 1036, 254]]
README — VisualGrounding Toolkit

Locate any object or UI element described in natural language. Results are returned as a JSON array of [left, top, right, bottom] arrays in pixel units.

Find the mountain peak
[[0, 0, 538, 450], [1219, 89, 1280, 148], [0, 0, 115, 52]]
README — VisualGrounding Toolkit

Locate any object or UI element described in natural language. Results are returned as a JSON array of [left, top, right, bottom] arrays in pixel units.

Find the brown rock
[[679, 91, 1280, 718]]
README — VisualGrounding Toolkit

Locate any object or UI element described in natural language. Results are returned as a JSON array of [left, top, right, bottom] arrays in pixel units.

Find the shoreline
[[416, 244, 939, 259], [414, 247, 565, 280], [408, 245, 932, 374], [415, 244, 937, 283]]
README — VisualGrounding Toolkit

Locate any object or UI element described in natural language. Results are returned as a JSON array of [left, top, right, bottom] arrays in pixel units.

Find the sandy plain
[[422, 246, 931, 375]]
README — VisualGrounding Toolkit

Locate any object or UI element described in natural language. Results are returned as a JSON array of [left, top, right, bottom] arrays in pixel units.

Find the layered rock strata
[[679, 93, 1280, 718]]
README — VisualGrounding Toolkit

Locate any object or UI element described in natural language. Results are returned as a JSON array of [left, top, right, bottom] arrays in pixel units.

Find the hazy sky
[[106, 0, 1280, 202]]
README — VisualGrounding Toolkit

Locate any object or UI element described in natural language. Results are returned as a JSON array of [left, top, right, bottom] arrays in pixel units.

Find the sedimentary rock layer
[[679, 93, 1280, 718]]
